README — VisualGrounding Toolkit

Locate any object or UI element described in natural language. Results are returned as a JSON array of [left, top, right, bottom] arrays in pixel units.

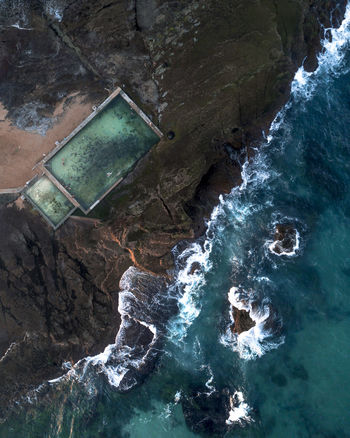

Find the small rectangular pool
[[24, 175, 76, 228], [44, 91, 161, 213]]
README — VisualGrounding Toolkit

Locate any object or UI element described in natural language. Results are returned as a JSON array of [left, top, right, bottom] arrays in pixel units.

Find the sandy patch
[[13, 196, 25, 210], [0, 95, 96, 189]]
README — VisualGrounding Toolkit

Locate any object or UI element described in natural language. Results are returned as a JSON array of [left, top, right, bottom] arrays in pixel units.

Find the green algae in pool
[[45, 94, 160, 212], [24, 175, 75, 227]]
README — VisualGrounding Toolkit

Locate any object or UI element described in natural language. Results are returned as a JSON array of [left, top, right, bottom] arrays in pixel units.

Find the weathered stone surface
[[231, 307, 255, 335], [0, 205, 125, 417], [272, 223, 297, 254], [0, 0, 346, 419]]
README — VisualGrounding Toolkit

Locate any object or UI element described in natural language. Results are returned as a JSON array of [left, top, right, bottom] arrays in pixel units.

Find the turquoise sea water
[[2, 5, 350, 438]]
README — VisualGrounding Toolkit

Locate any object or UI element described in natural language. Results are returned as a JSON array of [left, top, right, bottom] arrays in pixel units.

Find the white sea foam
[[0, 341, 17, 363], [201, 364, 215, 396], [10, 23, 33, 30], [48, 341, 139, 392], [226, 391, 252, 425], [174, 390, 182, 403], [167, 147, 276, 344], [221, 287, 284, 360], [45, 1, 350, 400], [268, 229, 300, 257], [169, 0, 350, 359], [238, 152, 272, 192], [49, 267, 160, 393], [167, 232, 214, 342], [79, 344, 129, 389], [77, 268, 159, 390], [291, 66, 315, 100], [292, 3, 350, 100]]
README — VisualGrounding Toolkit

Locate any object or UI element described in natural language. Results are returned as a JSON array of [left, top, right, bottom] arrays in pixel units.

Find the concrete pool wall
[[23, 174, 76, 229], [21, 88, 162, 227]]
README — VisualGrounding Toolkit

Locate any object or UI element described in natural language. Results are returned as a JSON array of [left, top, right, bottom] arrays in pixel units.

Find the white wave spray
[[220, 287, 284, 360], [226, 391, 252, 425], [292, 3, 350, 100]]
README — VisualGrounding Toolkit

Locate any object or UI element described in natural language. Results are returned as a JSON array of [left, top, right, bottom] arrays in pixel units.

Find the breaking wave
[[265, 216, 302, 257], [166, 234, 213, 342], [33, 7, 350, 435], [49, 267, 175, 394], [59, 1, 350, 398], [167, 149, 276, 344], [220, 287, 284, 360], [226, 391, 252, 426], [292, 3, 350, 100]]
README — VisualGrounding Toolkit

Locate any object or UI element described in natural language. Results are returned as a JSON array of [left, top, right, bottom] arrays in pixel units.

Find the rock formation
[[231, 307, 255, 335], [270, 223, 298, 254], [0, 0, 347, 419]]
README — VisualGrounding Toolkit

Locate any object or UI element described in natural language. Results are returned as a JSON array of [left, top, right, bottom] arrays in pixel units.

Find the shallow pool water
[[24, 175, 75, 227], [45, 94, 160, 212]]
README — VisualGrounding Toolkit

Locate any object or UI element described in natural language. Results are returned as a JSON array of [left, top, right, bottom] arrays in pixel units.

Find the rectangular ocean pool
[[24, 175, 76, 228], [44, 92, 161, 213]]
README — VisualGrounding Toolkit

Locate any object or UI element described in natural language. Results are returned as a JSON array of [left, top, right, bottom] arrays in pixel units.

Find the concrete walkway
[[0, 186, 23, 194]]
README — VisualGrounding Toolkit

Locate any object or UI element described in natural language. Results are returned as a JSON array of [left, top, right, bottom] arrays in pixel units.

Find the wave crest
[[221, 286, 284, 360]]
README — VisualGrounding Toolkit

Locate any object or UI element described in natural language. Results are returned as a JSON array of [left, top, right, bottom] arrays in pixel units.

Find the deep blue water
[[2, 5, 350, 438]]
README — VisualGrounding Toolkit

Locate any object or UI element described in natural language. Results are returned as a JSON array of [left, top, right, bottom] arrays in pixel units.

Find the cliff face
[[0, 0, 346, 418]]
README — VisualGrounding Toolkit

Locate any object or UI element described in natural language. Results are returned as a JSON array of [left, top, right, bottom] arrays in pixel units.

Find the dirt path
[[0, 95, 95, 189]]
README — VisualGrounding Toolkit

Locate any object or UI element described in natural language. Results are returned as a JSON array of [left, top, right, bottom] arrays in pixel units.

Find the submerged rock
[[182, 387, 251, 436], [182, 388, 232, 436]]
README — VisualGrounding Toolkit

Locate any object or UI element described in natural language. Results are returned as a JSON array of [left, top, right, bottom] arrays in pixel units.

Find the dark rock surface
[[0, 205, 127, 418], [182, 388, 232, 437], [231, 307, 256, 334], [97, 266, 177, 392], [272, 223, 297, 254], [0, 0, 347, 419]]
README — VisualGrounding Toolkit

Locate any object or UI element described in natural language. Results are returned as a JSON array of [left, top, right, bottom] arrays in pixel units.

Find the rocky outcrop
[[0, 0, 347, 418], [0, 204, 126, 417], [270, 223, 298, 254], [95, 266, 176, 392], [231, 307, 255, 335]]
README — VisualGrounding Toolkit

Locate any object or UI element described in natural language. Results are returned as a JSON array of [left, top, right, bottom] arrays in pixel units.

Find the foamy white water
[[220, 287, 284, 360], [48, 267, 166, 394], [215, 3, 350, 364], [167, 220, 216, 342], [292, 3, 350, 99], [167, 148, 278, 345], [267, 228, 300, 257], [226, 391, 252, 425]]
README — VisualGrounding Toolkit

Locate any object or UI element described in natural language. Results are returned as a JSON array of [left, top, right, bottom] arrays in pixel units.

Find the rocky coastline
[[0, 0, 347, 421]]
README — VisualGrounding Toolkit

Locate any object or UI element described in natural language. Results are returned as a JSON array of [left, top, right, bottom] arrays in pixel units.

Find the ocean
[[2, 4, 350, 438]]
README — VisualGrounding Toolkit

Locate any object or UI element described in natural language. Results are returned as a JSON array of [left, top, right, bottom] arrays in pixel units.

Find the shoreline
[[0, 0, 347, 422]]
